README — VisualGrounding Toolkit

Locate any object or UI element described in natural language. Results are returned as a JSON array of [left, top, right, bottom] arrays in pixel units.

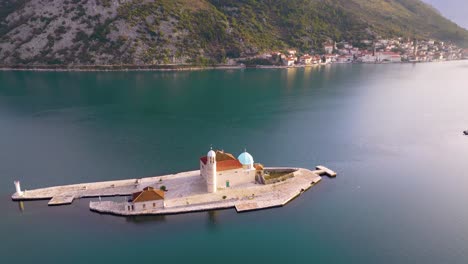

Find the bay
[[1, 61, 468, 263]]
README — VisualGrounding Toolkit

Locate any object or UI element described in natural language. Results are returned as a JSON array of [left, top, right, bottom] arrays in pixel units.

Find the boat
[[464, 130, 468, 135]]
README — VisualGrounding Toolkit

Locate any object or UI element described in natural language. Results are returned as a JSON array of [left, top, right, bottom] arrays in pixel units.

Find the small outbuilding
[[126, 186, 165, 212]]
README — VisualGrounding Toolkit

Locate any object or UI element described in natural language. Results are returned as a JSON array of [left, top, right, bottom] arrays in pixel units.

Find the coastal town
[[242, 37, 468, 67]]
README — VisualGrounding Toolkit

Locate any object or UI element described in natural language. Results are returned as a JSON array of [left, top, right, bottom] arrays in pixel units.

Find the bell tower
[[14, 181, 24, 196], [206, 148, 217, 193]]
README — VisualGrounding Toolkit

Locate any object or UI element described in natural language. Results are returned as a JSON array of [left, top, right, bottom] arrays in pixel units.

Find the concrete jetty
[[12, 166, 337, 216], [316, 165, 337, 177], [48, 195, 75, 205]]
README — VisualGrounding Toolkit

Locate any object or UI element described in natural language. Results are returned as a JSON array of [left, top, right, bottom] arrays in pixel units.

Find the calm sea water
[[1, 62, 468, 263]]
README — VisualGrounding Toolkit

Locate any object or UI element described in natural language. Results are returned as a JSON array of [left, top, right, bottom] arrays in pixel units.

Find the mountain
[[0, 0, 467, 66]]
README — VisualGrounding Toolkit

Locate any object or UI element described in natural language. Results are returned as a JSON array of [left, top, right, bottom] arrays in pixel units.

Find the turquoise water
[[1, 62, 468, 263]]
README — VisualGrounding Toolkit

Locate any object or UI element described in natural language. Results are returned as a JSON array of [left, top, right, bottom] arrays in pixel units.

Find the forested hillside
[[0, 0, 466, 66]]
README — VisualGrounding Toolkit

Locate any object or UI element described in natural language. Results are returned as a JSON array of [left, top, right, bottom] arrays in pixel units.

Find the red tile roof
[[132, 187, 164, 202], [200, 157, 243, 171], [200, 150, 243, 171], [217, 159, 243, 171], [200, 156, 208, 164]]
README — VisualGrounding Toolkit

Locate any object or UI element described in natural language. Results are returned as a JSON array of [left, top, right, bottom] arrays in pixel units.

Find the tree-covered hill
[[0, 0, 466, 66]]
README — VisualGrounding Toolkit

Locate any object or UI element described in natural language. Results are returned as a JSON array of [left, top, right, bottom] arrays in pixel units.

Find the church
[[200, 148, 264, 193]]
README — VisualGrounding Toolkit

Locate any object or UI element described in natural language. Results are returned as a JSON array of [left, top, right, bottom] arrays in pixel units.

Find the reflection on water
[[303, 66, 313, 80], [120, 209, 221, 226], [125, 214, 166, 224], [285, 68, 298, 90], [18, 201, 24, 213], [207, 210, 219, 229]]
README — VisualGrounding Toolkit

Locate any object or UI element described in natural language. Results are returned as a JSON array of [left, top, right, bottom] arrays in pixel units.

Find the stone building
[[126, 186, 165, 212], [200, 149, 262, 193]]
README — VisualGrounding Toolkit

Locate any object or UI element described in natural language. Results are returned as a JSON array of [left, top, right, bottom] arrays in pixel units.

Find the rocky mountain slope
[[0, 0, 467, 66]]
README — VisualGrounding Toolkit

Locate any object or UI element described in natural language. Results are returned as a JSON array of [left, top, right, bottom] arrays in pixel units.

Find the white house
[[283, 56, 296, 66], [126, 186, 165, 212], [299, 54, 312, 64], [312, 55, 321, 64], [324, 45, 334, 54]]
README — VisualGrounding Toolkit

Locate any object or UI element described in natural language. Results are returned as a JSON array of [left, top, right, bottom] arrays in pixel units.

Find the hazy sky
[[422, 0, 468, 29]]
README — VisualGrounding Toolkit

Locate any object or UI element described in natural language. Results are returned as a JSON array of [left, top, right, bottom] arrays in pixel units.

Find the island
[[11, 148, 336, 216]]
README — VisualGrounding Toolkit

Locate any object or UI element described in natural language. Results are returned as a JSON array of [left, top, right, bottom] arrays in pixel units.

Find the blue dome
[[238, 152, 254, 165]]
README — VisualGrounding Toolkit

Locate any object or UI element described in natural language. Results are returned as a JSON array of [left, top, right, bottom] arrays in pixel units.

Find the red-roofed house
[[312, 55, 321, 64], [283, 56, 296, 66], [299, 54, 312, 65], [126, 186, 165, 212]]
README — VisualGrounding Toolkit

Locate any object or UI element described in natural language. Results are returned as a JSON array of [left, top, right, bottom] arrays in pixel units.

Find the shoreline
[[0, 59, 465, 73], [0, 64, 246, 72]]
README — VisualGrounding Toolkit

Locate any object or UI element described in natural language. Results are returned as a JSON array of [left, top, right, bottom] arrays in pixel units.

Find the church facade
[[200, 149, 263, 193]]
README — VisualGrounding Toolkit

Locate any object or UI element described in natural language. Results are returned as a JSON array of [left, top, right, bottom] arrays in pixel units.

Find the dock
[[12, 166, 337, 215], [48, 195, 75, 205], [316, 165, 337, 177]]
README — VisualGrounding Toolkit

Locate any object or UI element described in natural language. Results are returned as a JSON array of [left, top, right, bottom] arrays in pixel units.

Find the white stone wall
[[201, 158, 255, 192], [126, 200, 164, 211], [200, 161, 206, 180], [216, 169, 256, 189], [205, 161, 216, 193]]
